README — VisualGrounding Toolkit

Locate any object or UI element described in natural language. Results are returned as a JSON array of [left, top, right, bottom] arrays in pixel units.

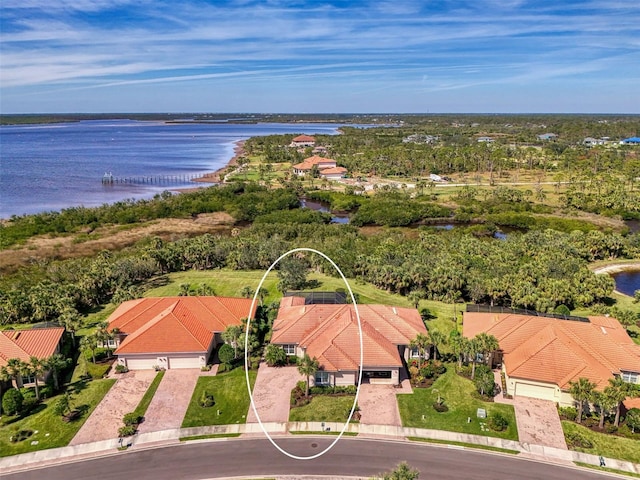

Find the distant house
[[537, 133, 558, 141], [477, 136, 494, 143], [621, 137, 640, 145], [583, 137, 605, 146], [289, 135, 316, 148], [429, 173, 443, 182], [0, 327, 65, 388], [402, 134, 439, 144], [271, 296, 427, 386], [107, 296, 256, 370], [292, 155, 339, 176], [463, 312, 640, 406], [319, 166, 347, 180]]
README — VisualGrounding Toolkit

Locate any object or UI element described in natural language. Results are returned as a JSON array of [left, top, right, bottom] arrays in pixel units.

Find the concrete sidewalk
[[2, 421, 639, 476]]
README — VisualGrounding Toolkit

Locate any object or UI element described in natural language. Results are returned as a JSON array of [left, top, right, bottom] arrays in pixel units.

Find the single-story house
[[621, 137, 640, 145], [537, 133, 558, 141], [289, 135, 316, 148], [107, 296, 256, 370], [319, 166, 348, 180], [583, 137, 605, 146], [477, 136, 494, 143], [271, 296, 428, 386], [0, 327, 65, 388], [292, 155, 339, 176], [463, 312, 640, 406]]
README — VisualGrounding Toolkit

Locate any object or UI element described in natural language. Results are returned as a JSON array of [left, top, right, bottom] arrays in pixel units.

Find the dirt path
[[357, 384, 402, 426], [137, 369, 200, 433], [246, 364, 304, 424], [69, 370, 156, 445]]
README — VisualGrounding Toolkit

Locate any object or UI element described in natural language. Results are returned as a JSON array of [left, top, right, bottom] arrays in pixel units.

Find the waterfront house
[[292, 155, 338, 176], [106, 297, 256, 370], [289, 135, 316, 148]]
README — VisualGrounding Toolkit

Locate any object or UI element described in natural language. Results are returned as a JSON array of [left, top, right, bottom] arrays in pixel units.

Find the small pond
[[300, 198, 350, 224], [612, 270, 640, 296]]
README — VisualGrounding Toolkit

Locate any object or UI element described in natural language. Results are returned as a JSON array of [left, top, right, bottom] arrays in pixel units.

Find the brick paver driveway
[[246, 364, 304, 423], [70, 370, 156, 445], [358, 384, 402, 426], [512, 396, 568, 449], [138, 369, 200, 433]]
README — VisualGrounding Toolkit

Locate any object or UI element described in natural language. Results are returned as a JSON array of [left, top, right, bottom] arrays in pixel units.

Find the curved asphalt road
[[6, 437, 607, 480]]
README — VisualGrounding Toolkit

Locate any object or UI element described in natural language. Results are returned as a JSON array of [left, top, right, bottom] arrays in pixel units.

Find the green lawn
[[133, 371, 165, 418], [0, 378, 116, 457], [562, 421, 640, 464], [289, 395, 357, 423], [181, 368, 257, 427], [397, 366, 518, 441], [407, 437, 520, 455], [574, 462, 640, 478]]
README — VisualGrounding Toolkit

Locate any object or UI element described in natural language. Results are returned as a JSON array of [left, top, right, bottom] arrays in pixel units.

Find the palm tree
[[409, 333, 430, 368], [44, 353, 69, 391], [5, 358, 27, 389], [80, 334, 98, 364], [607, 376, 636, 427], [593, 389, 617, 429], [475, 332, 500, 367], [569, 378, 597, 424], [406, 290, 425, 310], [222, 325, 243, 360], [449, 331, 470, 370], [59, 307, 82, 347], [29, 356, 46, 401], [297, 353, 319, 398], [468, 338, 481, 379], [428, 330, 447, 362]]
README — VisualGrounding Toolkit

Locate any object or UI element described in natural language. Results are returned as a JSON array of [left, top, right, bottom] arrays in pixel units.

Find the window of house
[[622, 372, 638, 383], [283, 344, 296, 355], [22, 374, 36, 385], [107, 339, 117, 348], [410, 347, 420, 358], [315, 371, 330, 385]]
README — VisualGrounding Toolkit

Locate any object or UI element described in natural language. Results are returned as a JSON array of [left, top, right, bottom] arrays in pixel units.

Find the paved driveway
[[246, 364, 304, 423], [512, 396, 568, 449], [70, 370, 157, 445], [137, 369, 200, 433], [357, 384, 402, 426]]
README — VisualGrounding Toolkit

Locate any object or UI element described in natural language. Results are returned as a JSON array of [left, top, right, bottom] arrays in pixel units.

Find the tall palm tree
[[80, 334, 98, 364], [5, 358, 27, 389], [428, 330, 447, 362], [475, 332, 500, 367], [409, 333, 430, 369], [468, 339, 481, 380], [297, 353, 320, 398], [607, 376, 636, 427], [569, 378, 597, 424], [29, 356, 46, 401], [449, 331, 470, 370], [44, 354, 69, 391], [594, 389, 616, 429], [222, 325, 243, 360]]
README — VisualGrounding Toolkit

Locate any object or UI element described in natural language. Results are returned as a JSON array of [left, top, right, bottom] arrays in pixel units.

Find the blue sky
[[1, 0, 639, 113]]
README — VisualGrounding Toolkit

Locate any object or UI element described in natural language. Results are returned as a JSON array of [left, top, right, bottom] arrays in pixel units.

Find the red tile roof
[[292, 156, 336, 171], [272, 299, 427, 371], [0, 328, 65, 366], [463, 312, 640, 390], [292, 135, 315, 143], [109, 297, 256, 355], [320, 167, 347, 176]]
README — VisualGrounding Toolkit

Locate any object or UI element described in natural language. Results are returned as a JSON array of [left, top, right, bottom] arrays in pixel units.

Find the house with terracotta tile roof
[[0, 327, 65, 387], [463, 312, 640, 406], [270, 296, 427, 386], [292, 156, 340, 176], [106, 296, 256, 370], [289, 135, 316, 148], [319, 166, 348, 180]]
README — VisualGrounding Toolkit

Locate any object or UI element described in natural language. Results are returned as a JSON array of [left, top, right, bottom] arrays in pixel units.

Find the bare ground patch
[[0, 212, 234, 273]]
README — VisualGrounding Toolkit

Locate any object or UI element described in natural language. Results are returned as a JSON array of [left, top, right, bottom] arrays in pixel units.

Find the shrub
[[566, 431, 593, 449], [488, 411, 509, 431], [264, 344, 287, 367], [39, 385, 53, 399], [19, 387, 36, 400], [22, 396, 39, 413], [2, 389, 24, 416], [115, 364, 129, 374], [118, 425, 137, 437], [604, 425, 618, 434], [558, 406, 577, 422], [432, 401, 449, 413], [200, 365, 212, 372], [123, 412, 143, 426], [199, 390, 215, 408], [218, 344, 235, 367]]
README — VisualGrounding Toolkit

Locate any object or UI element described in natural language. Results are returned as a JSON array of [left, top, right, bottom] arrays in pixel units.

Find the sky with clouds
[[1, 0, 639, 113]]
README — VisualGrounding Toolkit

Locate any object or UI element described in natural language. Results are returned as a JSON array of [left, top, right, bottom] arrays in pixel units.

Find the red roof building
[[289, 135, 316, 147], [107, 297, 256, 370], [292, 156, 338, 176]]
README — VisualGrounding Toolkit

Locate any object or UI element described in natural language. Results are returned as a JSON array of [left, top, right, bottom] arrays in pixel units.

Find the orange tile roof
[[463, 312, 640, 390], [0, 328, 65, 366], [292, 135, 315, 143], [292, 156, 336, 171], [623, 397, 640, 411], [109, 297, 256, 355], [272, 299, 427, 372], [320, 167, 347, 176]]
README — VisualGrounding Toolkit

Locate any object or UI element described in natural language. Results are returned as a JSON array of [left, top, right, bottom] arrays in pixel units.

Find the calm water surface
[[612, 271, 640, 296], [0, 120, 343, 218]]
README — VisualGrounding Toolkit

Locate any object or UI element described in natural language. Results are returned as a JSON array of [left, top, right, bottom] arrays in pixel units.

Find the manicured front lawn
[[182, 368, 257, 427], [0, 378, 116, 457], [397, 365, 518, 440], [562, 421, 640, 464], [289, 395, 356, 423]]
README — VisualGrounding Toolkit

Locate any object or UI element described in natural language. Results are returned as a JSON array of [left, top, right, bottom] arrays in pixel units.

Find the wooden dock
[[101, 172, 211, 185]]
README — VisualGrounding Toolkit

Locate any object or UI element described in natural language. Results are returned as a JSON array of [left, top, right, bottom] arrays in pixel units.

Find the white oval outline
[[244, 247, 363, 460]]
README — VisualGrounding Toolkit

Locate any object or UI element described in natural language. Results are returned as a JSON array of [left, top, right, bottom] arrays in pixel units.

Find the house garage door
[[124, 358, 157, 370], [168, 356, 200, 369], [514, 382, 555, 401]]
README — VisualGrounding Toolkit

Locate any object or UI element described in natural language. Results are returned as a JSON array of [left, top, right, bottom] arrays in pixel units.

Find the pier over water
[[102, 172, 213, 185]]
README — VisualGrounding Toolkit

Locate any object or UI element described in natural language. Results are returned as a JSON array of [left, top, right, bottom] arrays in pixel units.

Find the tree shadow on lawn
[[1, 403, 48, 427]]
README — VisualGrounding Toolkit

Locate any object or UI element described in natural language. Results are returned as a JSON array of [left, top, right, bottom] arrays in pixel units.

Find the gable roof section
[[320, 167, 347, 176], [0, 328, 65, 366], [292, 135, 315, 143], [272, 299, 427, 372], [463, 312, 640, 390], [110, 296, 256, 355], [292, 156, 336, 171]]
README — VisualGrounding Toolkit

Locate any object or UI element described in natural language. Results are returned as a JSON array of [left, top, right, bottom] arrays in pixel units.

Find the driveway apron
[[137, 369, 200, 433], [246, 364, 304, 423], [357, 384, 402, 426], [70, 370, 157, 445], [512, 397, 568, 449]]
